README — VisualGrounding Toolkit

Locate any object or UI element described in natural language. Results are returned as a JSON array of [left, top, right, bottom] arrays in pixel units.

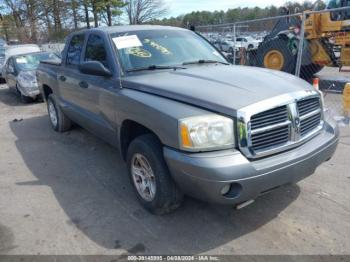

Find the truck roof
[[74, 25, 188, 35]]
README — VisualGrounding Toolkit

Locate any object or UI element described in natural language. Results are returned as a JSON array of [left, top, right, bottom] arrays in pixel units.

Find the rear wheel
[[126, 134, 183, 215], [47, 94, 72, 132], [256, 38, 295, 74]]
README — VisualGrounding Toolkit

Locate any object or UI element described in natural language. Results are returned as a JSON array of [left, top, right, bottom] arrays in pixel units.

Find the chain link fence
[[197, 6, 350, 128]]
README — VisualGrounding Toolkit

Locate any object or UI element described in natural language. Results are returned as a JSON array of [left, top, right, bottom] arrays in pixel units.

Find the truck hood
[[122, 65, 314, 116]]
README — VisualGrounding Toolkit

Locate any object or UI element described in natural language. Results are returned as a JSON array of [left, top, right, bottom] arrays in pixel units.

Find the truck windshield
[[110, 29, 227, 72], [15, 52, 60, 71]]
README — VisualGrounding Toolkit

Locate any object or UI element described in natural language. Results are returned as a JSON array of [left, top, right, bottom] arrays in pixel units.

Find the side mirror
[[79, 61, 112, 77]]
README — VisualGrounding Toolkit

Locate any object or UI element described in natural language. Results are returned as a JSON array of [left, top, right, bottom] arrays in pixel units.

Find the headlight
[[179, 115, 234, 151]]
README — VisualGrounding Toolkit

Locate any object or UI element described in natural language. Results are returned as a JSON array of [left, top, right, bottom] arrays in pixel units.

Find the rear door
[[59, 33, 86, 108]]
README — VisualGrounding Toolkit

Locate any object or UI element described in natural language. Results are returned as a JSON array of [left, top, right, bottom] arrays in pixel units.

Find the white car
[[1, 44, 41, 79], [235, 36, 261, 50], [214, 39, 239, 53]]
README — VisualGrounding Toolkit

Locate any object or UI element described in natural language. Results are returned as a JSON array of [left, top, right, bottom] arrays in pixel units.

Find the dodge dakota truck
[[37, 25, 339, 215]]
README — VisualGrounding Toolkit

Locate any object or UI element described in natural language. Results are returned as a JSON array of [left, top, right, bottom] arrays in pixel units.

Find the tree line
[[0, 0, 326, 43], [151, 1, 327, 27], [0, 0, 167, 43]]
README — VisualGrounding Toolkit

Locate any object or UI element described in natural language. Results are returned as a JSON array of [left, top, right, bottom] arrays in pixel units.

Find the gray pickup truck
[[37, 25, 339, 215]]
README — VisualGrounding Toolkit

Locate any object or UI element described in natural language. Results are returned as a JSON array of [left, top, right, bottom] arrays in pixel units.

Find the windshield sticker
[[113, 35, 142, 50], [143, 39, 172, 55], [16, 58, 27, 64], [125, 47, 152, 58]]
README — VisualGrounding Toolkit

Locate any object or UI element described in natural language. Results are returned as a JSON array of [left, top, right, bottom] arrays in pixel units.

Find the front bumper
[[164, 120, 339, 205], [17, 83, 40, 98]]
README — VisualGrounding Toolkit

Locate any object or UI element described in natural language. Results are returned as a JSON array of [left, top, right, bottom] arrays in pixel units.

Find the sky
[[163, 0, 305, 17]]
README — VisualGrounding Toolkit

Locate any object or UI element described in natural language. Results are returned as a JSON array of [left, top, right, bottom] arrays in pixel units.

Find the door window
[[66, 34, 85, 66], [84, 34, 109, 68]]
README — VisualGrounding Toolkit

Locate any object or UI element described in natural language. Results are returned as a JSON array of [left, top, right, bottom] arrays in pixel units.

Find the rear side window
[[66, 34, 85, 66], [84, 34, 109, 68]]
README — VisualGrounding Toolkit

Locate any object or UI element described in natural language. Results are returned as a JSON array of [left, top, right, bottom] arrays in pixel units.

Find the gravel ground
[[0, 83, 350, 255]]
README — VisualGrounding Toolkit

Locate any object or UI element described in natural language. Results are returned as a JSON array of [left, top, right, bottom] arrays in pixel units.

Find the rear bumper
[[164, 120, 339, 205]]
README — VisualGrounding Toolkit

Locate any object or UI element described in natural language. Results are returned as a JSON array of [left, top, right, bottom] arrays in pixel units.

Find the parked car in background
[[214, 39, 237, 53], [40, 42, 65, 57], [3, 51, 60, 103], [1, 44, 41, 81], [0, 45, 5, 81], [235, 36, 261, 50], [37, 25, 338, 215]]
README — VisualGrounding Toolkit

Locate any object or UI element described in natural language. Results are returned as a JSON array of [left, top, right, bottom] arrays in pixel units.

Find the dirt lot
[[0, 83, 350, 255]]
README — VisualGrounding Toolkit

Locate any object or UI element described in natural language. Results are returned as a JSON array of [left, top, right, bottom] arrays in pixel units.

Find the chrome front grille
[[250, 106, 288, 129], [250, 106, 290, 151], [238, 91, 324, 159], [300, 112, 322, 137], [251, 125, 290, 151], [297, 97, 322, 137], [297, 97, 320, 116]]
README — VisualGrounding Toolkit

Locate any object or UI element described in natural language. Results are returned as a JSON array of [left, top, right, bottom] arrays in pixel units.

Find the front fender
[[116, 88, 213, 150]]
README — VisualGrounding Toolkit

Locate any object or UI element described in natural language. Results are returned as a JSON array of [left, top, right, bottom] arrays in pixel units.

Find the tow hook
[[235, 199, 255, 210]]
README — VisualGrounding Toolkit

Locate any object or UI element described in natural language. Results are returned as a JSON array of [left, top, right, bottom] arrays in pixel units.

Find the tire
[[248, 44, 254, 50], [256, 38, 295, 74], [20, 93, 33, 104], [126, 134, 183, 215], [228, 47, 234, 54], [47, 94, 72, 132], [300, 63, 324, 81]]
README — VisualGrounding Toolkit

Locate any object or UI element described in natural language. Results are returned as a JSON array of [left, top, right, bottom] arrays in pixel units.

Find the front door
[[77, 32, 117, 141]]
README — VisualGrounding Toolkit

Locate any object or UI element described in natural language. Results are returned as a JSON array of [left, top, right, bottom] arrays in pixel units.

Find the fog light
[[222, 183, 242, 198], [221, 184, 231, 195]]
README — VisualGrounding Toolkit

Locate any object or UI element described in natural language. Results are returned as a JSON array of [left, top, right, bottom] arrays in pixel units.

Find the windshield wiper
[[126, 65, 185, 72], [182, 59, 230, 66]]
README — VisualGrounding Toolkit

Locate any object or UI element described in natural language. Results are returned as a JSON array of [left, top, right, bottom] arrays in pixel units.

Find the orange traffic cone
[[313, 78, 325, 110], [313, 78, 320, 91]]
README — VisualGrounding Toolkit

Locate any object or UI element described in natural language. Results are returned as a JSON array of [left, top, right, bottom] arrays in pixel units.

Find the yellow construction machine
[[250, 0, 350, 79]]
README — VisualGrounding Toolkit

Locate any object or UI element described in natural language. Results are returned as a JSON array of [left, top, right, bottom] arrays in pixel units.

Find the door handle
[[59, 75, 66, 82], [79, 81, 89, 89]]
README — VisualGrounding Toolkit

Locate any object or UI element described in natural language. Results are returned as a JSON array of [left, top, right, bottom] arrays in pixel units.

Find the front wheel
[[16, 83, 33, 103], [47, 94, 72, 132], [20, 93, 33, 104], [126, 134, 183, 215]]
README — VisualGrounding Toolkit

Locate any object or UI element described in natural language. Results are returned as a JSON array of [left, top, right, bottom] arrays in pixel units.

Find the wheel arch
[[119, 120, 162, 161], [42, 84, 53, 101]]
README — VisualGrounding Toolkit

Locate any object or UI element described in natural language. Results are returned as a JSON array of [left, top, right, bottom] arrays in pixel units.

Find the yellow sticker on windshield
[[126, 47, 152, 58], [144, 39, 172, 55]]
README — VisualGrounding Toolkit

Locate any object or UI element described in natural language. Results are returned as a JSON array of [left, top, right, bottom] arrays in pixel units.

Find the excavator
[[248, 0, 350, 80]]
